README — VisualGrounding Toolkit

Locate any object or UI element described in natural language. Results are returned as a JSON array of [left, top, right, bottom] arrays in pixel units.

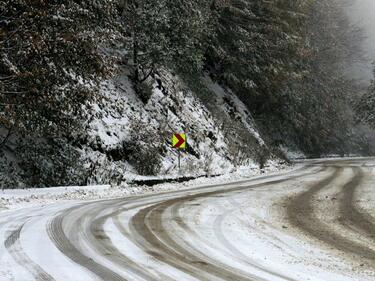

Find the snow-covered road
[[1, 159, 375, 280]]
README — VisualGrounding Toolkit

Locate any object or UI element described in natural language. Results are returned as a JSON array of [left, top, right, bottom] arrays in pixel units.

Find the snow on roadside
[[0, 160, 292, 211], [78, 68, 273, 186], [203, 76, 265, 146], [279, 145, 306, 160]]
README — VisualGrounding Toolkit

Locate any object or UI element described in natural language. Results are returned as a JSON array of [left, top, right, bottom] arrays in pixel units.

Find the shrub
[[126, 116, 163, 176]]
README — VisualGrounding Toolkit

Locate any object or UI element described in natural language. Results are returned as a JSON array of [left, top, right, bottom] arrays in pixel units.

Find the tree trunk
[[133, 34, 139, 85]]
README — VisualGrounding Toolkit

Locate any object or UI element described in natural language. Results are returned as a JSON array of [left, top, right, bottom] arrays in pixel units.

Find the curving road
[[1, 159, 375, 280]]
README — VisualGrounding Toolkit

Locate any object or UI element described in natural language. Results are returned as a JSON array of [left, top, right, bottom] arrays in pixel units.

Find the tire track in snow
[[169, 189, 299, 281], [5, 223, 54, 281], [131, 197, 255, 281], [7, 163, 314, 281], [212, 205, 298, 281], [88, 200, 176, 281], [339, 167, 375, 237], [4, 162, 374, 280], [129, 167, 321, 281], [287, 165, 375, 263], [47, 205, 127, 281]]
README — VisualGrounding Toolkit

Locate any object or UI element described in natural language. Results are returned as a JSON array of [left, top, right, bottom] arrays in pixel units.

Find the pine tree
[[122, 0, 170, 86], [165, 0, 212, 73], [207, 0, 307, 113], [357, 65, 375, 127], [0, 0, 122, 186], [121, 0, 212, 88], [0, 0, 120, 138]]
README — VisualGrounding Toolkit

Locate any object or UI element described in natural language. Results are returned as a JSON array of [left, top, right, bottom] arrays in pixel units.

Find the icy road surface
[[1, 159, 375, 280]]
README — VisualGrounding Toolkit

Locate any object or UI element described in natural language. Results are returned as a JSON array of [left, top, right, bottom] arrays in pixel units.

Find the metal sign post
[[178, 150, 181, 174]]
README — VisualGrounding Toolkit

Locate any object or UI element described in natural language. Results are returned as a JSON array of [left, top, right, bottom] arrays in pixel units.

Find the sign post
[[172, 133, 186, 174], [178, 150, 181, 171]]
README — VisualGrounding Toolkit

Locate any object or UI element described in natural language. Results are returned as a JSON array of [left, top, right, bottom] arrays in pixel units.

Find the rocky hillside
[[0, 0, 372, 188], [0, 63, 275, 187]]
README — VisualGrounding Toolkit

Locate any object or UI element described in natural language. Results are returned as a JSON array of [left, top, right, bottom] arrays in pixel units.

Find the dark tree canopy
[[0, 0, 120, 137]]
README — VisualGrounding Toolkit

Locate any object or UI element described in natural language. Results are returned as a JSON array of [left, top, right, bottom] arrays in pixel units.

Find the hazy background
[[345, 0, 375, 83]]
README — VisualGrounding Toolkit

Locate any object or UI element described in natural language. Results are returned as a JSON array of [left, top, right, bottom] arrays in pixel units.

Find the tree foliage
[[206, 0, 368, 156], [357, 66, 375, 127], [207, 0, 308, 112], [283, 0, 366, 155], [0, 0, 119, 137], [121, 0, 212, 87], [0, 0, 122, 187], [0, 0, 371, 187]]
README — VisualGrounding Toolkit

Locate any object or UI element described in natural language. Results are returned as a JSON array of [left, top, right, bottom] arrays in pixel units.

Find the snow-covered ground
[[0, 66, 273, 189], [1, 158, 375, 281], [76, 69, 273, 185], [0, 159, 288, 210]]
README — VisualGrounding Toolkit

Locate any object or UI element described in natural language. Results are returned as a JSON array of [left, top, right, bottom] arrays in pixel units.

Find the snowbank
[[0, 160, 291, 210]]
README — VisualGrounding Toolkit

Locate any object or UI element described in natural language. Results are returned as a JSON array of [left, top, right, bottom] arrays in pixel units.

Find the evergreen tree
[[357, 65, 375, 127], [165, 0, 212, 73], [207, 0, 307, 113], [121, 0, 170, 86], [206, 0, 367, 156], [0, 0, 120, 137], [286, 0, 366, 155], [121, 0, 212, 89], [0, 0, 122, 186]]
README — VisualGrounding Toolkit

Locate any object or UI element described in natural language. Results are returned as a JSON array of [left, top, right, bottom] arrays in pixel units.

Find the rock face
[[0, 65, 273, 188], [79, 69, 271, 186], [1, 0, 370, 188]]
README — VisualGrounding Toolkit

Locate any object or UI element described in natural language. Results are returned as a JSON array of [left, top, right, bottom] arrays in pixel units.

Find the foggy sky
[[345, 0, 375, 82]]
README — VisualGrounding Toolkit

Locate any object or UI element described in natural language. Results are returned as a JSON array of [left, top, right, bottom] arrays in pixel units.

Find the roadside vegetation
[[0, 0, 372, 187]]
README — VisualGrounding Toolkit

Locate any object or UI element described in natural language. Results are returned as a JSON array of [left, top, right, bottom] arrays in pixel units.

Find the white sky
[[345, 0, 375, 81]]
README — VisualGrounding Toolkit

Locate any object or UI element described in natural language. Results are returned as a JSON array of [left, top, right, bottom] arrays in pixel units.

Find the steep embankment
[[0, 64, 278, 187], [1, 0, 371, 188], [80, 68, 275, 185], [0, 0, 289, 188]]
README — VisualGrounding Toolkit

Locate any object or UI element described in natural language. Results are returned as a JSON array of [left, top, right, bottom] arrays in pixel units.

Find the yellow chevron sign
[[172, 134, 186, 149]]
